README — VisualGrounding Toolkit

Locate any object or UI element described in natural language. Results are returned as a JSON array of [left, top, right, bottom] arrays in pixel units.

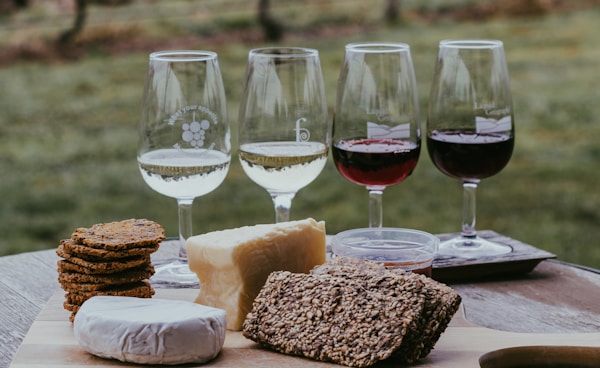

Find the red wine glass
[[427, 40, 515, 258], [333, 43, 421, 228]]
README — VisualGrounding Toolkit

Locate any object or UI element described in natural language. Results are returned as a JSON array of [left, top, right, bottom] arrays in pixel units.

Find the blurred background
[[0, 0, 599, 270]]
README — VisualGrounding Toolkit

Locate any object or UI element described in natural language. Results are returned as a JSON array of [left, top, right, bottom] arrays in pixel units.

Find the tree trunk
[[14, 0, 29, 8], [258, 0, 283, 41], [58, 0, 88, 45], [384, 0, 402, 24]]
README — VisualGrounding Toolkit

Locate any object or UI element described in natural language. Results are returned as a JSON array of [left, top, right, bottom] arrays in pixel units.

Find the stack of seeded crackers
[[56, 219, 165, 322]]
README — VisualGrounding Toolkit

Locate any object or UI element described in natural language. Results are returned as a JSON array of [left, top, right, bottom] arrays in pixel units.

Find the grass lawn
[[1, 0, 599, 270]]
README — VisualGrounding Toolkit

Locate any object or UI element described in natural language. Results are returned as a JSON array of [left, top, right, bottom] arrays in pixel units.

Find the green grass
[[1, 1, 600, 270]]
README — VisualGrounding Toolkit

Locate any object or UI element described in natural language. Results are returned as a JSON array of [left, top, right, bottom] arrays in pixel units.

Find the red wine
[[332, 138, 420, 187], [427, 130, 513, 180]]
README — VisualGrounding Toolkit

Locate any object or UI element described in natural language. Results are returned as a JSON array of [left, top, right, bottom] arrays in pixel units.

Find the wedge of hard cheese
[[186, 218, 326, 330]]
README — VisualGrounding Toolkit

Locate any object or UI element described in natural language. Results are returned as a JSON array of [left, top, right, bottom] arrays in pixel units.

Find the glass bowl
[[331, 228, 439, 277]]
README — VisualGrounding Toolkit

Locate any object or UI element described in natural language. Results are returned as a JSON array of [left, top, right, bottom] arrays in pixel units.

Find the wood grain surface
[[2, 235, 599, 368], [9, 289, 600, 368], [432, 230, 556, 282]]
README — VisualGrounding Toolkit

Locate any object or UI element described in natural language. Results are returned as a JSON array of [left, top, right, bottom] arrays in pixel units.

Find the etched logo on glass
[[367, 122, 410, 139], [474, 103, 512, 133], [294, 117, 310, 142], [166, 105, 218, 149]]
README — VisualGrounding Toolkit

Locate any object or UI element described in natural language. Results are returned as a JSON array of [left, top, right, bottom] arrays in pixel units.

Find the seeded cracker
[[65, 280, 154, 305], [311, 257, 447, 364], [243, 270, 426, 368], [71, 218, 165, 250], [313, 257, 461, 364], [410, 276, 462, 360], [243, 257, 461, 367], [58, 264, 155, 287], [64, 281, 154, 322], [60, 239, 159, 261], [56, 254, 151, 274]]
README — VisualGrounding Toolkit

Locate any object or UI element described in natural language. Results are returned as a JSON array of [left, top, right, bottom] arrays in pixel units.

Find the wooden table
[[1, 240, 599, 368]]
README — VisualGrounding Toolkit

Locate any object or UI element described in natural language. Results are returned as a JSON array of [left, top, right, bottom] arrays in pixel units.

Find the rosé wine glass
[[332, 42, 421, 228]]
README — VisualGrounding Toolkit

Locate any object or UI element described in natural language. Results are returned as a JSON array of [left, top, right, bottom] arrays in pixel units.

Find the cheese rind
[[186, 218, 326, 330], [73, 296, 226, 365]]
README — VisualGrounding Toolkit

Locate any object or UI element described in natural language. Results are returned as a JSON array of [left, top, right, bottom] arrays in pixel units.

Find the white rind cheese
[[186, 218, 326, 331], [73, 296, 226, 365]]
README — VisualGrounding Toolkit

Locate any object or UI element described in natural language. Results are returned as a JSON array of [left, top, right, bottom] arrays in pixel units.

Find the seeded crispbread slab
[[312, 257, 461, 364], [412, 276, 462, 360], [243, 270, 426, 368], [56, 255, 150, 275], [59, 239, 159, 261], [310, 257, 444, 364], [71, 218, 165, 250], [58, 264, 154, 286], [244, 257, 461, 367]]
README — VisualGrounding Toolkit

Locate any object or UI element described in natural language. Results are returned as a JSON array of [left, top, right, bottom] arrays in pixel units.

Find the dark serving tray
[[432, 230, 556, 283]]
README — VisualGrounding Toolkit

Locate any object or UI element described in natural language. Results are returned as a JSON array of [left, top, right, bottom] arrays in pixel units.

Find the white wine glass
[[237, 47, 330, 223], [427, 40, 514, 258], [333, 42, 421, 228], [138, 50, 231, 285]]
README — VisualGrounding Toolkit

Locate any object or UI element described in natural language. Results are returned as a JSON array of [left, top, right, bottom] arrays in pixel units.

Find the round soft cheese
[[73, 296, 226, 365]]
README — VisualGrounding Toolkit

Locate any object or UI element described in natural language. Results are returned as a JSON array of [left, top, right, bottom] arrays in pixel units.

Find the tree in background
[[58, 0, 87, 45], [57, 0, 132, 45], [256, 0, 403, 41], [385, 0, 402, 23], [0, 0, 29, 12], [257, 0, 283, 41]]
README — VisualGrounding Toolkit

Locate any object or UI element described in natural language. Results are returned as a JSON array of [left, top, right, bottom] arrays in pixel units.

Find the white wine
[[138, 148, 230, 199], [239, 141, 328, 193]]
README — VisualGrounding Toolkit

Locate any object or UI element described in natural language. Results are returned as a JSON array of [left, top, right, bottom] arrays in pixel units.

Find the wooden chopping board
[[10, 289, 600, 368]]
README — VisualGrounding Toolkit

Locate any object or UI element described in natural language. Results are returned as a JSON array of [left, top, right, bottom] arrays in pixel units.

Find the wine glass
[[427, 40, 514, 258], [332, 42, 421, 228], [237, 47, 329, 223], [138, 50, 231, 285]]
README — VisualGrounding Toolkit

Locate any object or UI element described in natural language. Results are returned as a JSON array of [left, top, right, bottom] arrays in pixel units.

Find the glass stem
[[271, 192, 295, 223], [177, 198, 194, 258], [367, 186, 384, 228], [461, 180, 479, 239]]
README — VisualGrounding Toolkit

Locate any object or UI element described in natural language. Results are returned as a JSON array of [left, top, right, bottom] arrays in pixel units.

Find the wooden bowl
[[479, 345, 600, 368]]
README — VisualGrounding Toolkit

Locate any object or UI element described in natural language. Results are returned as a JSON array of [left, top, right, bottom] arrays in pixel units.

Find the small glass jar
[[331, 228, 439, 277]]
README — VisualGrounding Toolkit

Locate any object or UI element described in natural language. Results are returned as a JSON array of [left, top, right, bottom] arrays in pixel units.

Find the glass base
[[150, 258, 199, 288], [437, 235, 512, 259]]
